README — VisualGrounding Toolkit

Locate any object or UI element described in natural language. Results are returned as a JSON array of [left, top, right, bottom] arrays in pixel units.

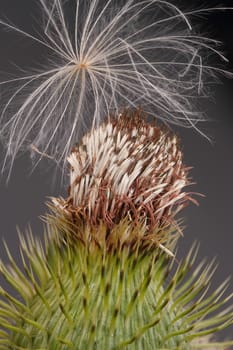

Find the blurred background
[[0, 0, 233, 341]]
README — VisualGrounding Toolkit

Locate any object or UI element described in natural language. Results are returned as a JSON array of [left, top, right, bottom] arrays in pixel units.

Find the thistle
[[1, 112, 233, 349], [0, 1, 233, 349]]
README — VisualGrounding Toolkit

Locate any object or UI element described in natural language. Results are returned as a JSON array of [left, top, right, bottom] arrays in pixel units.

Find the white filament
[[0, 1, 231, 177]]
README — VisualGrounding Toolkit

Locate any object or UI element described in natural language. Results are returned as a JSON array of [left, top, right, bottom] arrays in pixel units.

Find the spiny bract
[[0, 226, 233, 349]]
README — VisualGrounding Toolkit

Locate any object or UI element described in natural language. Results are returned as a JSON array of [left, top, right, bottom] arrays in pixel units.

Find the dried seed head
[[53, 110, 192, 247]]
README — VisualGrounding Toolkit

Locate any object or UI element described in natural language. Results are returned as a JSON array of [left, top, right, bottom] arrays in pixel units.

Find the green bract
[[0, 221, 232, 349]]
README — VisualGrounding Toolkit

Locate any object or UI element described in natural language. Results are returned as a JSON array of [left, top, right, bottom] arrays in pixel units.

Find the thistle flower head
[[53, 110, 192, 251], [0, 0, 231, 176]]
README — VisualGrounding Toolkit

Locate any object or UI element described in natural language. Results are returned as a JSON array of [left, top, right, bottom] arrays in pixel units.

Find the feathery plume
[[52, 110, 193, 253], [0, 0, 231, 175]]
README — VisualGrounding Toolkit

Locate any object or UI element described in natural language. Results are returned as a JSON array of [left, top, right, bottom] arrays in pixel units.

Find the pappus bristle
[[0, 0, 232, 177]]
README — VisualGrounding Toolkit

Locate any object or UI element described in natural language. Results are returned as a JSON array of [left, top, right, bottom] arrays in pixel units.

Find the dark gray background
[[0, 0, 233, 341]]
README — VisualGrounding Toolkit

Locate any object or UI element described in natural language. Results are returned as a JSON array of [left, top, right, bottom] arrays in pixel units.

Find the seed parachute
[[0, 0, 231, 176]]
